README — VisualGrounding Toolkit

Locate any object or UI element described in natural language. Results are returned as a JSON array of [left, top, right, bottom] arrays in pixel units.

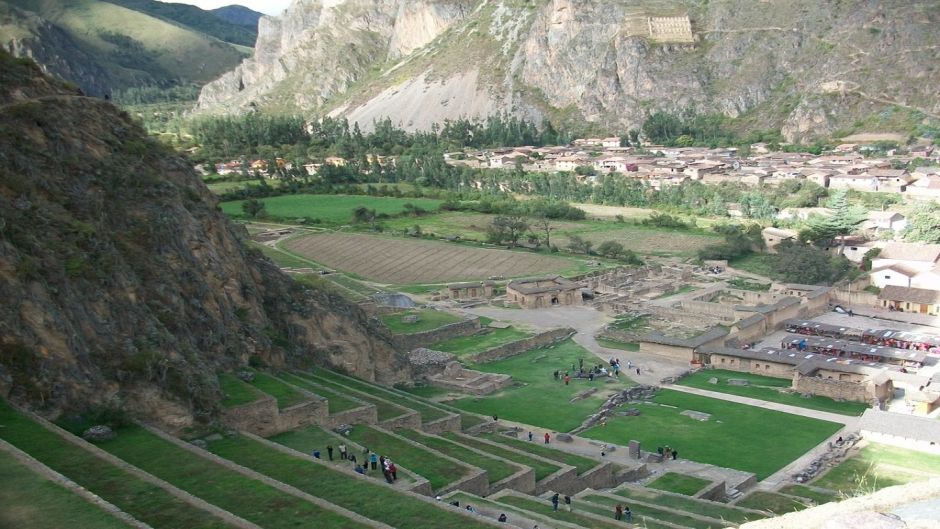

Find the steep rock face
[[198, 0, 940, 142], [0, 52, 409, 427]]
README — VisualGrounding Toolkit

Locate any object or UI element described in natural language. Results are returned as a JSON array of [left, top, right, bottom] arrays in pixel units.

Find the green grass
[[379, 309, 464, 334], [727, 278, 771, 291], [583, 493, 722, 529], [442, 433, 561, 481], [430, 326, 531, 357], [735, 491, 810, 515], [596, 337, 640, 351], [611, 485, 764, 524], [0, 450, 134, 529], [218, 373, 263, 407], [646, 472, 711, 496], [449, 492, 564, 528], [460, 413, 487, 431], [204, 434, 494, 529], [812, 442, 940, 495], [399, 385, 452, 399], [313, 370, 451, 424], [778, 485, 840, 505], [100, 426, 368, 528], [295, 372, 411, 421], [221, 194, 443, 224], [478, 433, 599, 474], [247, 372, 309, 409], [497, 494, 644, 529], [677, 369, 869, 416], [343, 425, 473, 491], [401, 430, 519, 484], [279, 373, 361, 413], [0, 401, 234, 529], [729, 253, 777, 279], [451, 339, 633, 432], [581, 390, 842, 480], [608, 314, 650, 332], [251, 241, 323, 269]]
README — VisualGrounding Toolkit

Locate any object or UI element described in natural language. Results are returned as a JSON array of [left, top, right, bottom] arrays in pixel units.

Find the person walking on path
[[544, 432, 551, 444], [370, 452, 378, 470], [339, 444, 347, 460], [614, 504, 623, 520], [326, 444, 334, 461], [564, 495, 571, 512], [551, 493, 559, 512], [528, 431, 533, 442], [624, 506, 632, 523]]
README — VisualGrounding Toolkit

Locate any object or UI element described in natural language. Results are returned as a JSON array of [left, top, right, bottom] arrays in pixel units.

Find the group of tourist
[[445, 499, 509, 523], [317, 443, 398, 483], [657, 445, 679, 460], [554, 357, 637, 385]]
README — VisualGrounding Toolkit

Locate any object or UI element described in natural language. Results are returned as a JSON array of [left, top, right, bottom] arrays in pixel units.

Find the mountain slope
[[103, 0, 258, 47], [0, 0, 249, 95], [0, 51, 407, 426], [196, 0, 940, 142], [211, 4, 263, 29]]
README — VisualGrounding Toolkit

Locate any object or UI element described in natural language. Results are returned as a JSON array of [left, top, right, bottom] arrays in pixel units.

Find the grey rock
[[236, 370, 255, 383], [708, 377, 719, 384], [556, 433, 573, 442], [190, 439, 208, 449], [82, 425, 116, 442]]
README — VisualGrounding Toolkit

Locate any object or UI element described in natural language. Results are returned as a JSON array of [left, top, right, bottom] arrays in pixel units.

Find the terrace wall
[[574, 461, 616, 491], [278, 400, 329, 431], [321, 405, 378, 430], [396, 319, 481, 350], [380, 410, 423, 431], [470, 327, 576, 363], [696, 480, 727, 501], [679, 300, 737, 322], [793, 374, 877, 403], [221, 396, 332, 437], [421, 414, 462, 435], [639, 342, 695, 362], [492, 466, 536, 495], [534, 466, 580, 495]]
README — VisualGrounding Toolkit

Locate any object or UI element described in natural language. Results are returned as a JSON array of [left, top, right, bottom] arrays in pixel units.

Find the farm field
[[581, 390, 842, 480], [222, 194, 444, 224], [284, 232, 584, 283]]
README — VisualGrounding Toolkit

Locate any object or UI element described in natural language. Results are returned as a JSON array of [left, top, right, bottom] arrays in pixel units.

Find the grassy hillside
[[103, 0, 257, 47]]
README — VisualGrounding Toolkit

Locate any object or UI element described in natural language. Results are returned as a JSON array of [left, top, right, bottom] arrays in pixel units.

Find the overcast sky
[[157, 0, 293, 16]]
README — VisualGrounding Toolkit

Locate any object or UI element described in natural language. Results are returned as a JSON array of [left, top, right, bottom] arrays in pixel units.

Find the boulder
[[727, 379, 750, 386], [236, 370, 255, 383], [82, 425, 116, 443], [708, 377, 719, 384], [556, 433, 573, 443]]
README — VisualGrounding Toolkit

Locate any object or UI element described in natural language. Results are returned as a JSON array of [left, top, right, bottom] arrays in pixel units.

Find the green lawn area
[[430, 326, 531, 357], [221, 194, 443, 224], [218, 373, 263, 407], [401, 430, 519, 484], [246, 371, 309, 409], [205, 434, 494, 529], [250, 241, 323, 269], [611, 485, 764, 524], [295, 372, 411, 421], [379, 309, 464, 334], [729, 253, 777, 279], [596, 337, 640, 351], [581, 390, 842, 480], [0, 450, 134, 529], [279, 373, 361, 413], [677, 369, 869, 416], [101, 426, 369, 529], [778, 484, 840, 505], [0, 402, 234, 529], [735, 491, 809, 515], [399, 384, 452, 399], [344, 425, 473, 491], [478, 433, 599, 474], [442, 433, 561, 481], [812, 442, 940, 495], [451, 339, 633, 432], [646, 472, 711, 496], [581, 494, 725, 529], [314, 370, 451, 424]]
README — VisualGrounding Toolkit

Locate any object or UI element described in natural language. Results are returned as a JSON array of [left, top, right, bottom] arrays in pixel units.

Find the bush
[[642, 212, 691, 230]]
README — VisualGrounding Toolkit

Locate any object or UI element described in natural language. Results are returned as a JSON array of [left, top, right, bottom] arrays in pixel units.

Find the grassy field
[[729, 253, 778, 279], [204, 434, 495, 529], [497, 495, 631, 529], [596, 337, 640, 351], [284, 232, 585, 284], [647, 472, 711, 496], [218, 373, 263, 407], [812, 442, 940, 495], [101, 426, 368, 529], [430, 326, 531, 357], [581, 390, 842, 480], [0, 450, 134, 529], [778, 484, 840, 505], [313, 370, 452, 424], [677, 369, 870, 416], [245, 371, 309, 409], [344, 425, 473, 491], [0, 402, 234, 529], [442, 433, 561, 481], [379, 309, 464, 334], [611, 485, 764, 524], [451, 339, 633, 432], [735, 491, 809, 515], [401, 430, 519, 484], [222, 194, 443, 224], [478, 433, 599, 474]]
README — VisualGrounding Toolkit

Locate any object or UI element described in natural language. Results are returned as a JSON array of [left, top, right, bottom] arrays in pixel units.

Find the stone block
[[628, 440, 641, 459]]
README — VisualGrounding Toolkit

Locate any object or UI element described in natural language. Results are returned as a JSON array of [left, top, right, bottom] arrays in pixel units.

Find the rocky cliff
[[197, 0, 940, 142], [0, 51, 409, 427]]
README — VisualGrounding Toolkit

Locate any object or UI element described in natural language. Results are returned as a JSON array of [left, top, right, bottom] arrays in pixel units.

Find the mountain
[[103, 0, 258, 47], [0, 0, 250, 96], [0, 50, 407, 426], [196, 0, 940, 143], [212, 4, 263, 29]]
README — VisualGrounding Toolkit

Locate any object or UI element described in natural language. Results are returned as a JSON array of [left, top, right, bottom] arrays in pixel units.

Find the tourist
[[348, 453, 357, 464], [450, 500, 460, 507], [528, 431, 533, 442], [551, 493, 559, 511], [579, 358, 584, 370], [493, 414, 499, 422], [326, 444, 334, 460], [672, 449, 678, 460], [383, 458, 393, 484], [370, 452, 378, 470], [614, 504, 623, 520], [388, 460, 398, 481], [636, 367, 641, 375], [312, 449, 321, 459], [589, 372, 595, 382], [544, 432, 551, 444], [498, 513, 508, 523], [624, 506, 632, 522], [564, 495, 572, 512], [466, 505, 476, 513], [354, 464, 365, 474], [553, 370, 559, 380], [564, 374, 571, 385], [339, 443, 347, 460]]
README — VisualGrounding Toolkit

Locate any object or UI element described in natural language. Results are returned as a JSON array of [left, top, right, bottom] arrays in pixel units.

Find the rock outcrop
[[198, 0, 940, 142], [0, 51, 410, 427]]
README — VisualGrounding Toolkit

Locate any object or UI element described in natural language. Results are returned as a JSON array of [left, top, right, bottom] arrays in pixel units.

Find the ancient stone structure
[[507, 276, 583, 309], [647, 16, 694, 43], [447, 281, 495, 300]]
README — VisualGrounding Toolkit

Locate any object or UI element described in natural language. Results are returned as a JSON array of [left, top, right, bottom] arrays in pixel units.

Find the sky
[[157, 0, 293, 16]]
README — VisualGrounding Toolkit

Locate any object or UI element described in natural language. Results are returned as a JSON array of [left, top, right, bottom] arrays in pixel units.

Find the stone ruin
[[792, 433, 860, 484], [572, 385, 658, 434], [407, 348, 512, 396]]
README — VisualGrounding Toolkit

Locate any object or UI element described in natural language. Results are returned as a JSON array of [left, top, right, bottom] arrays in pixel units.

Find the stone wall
[[277, 400, 329, 431], [709, 355, 795, 378], [492, 466, 536, 495], [321, 405, 378, 430], [793, 374, 875, 403], [438, 468, 489, 496], [679, 300, 737, 322], [470, 327, 575, 363], [534, 465, 579, 495], [221, 396, 281, 437], [395, 318, 481, 350], [695, 480, 727, 502], [574, 461, 615, 491], [380, 410, 423, 431], [830, 288, 879, 307], [732, 316, 769, 344], [638, 341, 695, 362]]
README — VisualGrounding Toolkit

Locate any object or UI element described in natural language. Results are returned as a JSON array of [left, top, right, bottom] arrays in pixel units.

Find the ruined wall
[[470, 328, 575, 363], [220, 395, 330, 436], [638, 342, 694, 362], [380, 410, 423, 431], [679, 300, 737, 322], [732, 317, 769, 344], [793, 374, 874, 403], [421, 414, 462, 435], [321, 405, 378, 430], [709, 355, 795, 378]]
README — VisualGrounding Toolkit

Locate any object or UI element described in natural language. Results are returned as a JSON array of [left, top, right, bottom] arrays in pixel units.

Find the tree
[[903, 201, 940, 243], [351, 206, 377, 229], [241, 199, 266, 218], [486, 216, 529, 247], [597, 241, 625, 259], [533, 217, 554, 248], [772, 240, 855, 285], [567, 234, 593, 254], [800, 190, 866, 249]]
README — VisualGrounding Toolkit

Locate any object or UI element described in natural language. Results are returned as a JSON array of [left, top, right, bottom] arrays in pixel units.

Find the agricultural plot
[[221, 194, 443, 224], [284, 233, 582, 283]]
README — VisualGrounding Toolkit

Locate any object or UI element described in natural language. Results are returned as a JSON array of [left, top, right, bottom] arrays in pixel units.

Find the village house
[[828, 174, 879, 191], [878, 285, 940, 315], [506, 276, 583, 309], [761, 227, 798, 253], [906, 174, 940, 199], [863, 211, 907, 234], [447, 281, 495, 300], [871, 243, 940, 274], [601, 137, 622, 148], [867, 169, 913, 192]]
